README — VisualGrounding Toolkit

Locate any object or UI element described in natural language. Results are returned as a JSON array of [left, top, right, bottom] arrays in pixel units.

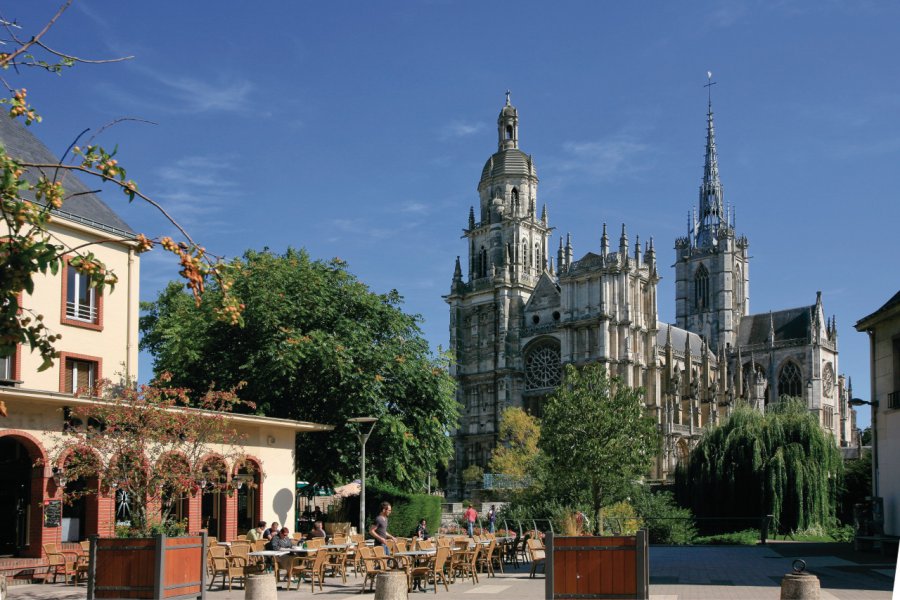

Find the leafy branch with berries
[[0, 2, 244, 372]]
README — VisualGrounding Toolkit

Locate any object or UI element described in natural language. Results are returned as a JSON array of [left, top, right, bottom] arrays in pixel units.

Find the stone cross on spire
[[505, 90, 511, 106]]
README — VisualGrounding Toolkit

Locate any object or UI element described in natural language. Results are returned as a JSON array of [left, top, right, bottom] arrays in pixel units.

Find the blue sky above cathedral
[[15, 1, 898, 428]]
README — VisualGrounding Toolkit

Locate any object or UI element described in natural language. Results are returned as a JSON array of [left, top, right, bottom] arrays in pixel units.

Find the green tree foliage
[[140, 248, 458, 492], [839, 449, 872, 523], [538, 364, 659, 519], [341, 481, 441, 539], [488, 406, 539, 482], [676, 399, 843, 533], [630, 487, 697, 544]]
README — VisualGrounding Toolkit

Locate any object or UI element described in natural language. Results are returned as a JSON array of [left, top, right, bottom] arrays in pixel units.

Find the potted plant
[[51, 374, 253, 600]]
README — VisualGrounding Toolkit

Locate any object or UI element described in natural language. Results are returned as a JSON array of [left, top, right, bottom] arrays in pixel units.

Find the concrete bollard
[[780, 560, 820, 600], [245, 573, 277, 600], [374, 571, 408, 600], [1, 574, 7, 600]]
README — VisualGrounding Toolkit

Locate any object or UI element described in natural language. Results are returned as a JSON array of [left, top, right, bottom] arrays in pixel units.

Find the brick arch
[[197, 454, 231, 540], [0, 430, 52, 557]]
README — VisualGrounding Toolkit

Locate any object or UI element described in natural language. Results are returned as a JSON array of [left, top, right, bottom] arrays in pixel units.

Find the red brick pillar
[[96, 488, 116, 537], [223, 491, 237, 542], [186, 490, 202, 534], [29, 469, 57, 559]]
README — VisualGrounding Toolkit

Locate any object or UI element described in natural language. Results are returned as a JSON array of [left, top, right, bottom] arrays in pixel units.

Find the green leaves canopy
[[140, 248, 458, 492], [538, 364, 659, 517]]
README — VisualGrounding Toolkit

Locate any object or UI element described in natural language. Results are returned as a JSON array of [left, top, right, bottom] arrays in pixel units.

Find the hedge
[[341, 481, 441, 539]]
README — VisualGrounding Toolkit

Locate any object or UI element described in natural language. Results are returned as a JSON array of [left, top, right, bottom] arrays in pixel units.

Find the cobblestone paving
[[7, 543, 896, 600]]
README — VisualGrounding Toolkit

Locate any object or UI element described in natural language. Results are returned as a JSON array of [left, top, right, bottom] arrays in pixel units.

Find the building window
[[0, 353, 11, 380], [64, 357, 97, 394], [777, 361, 803, 400], [694, 264, 709, 310], [67, 266, 97, 322], [525, 341, 561, 390], [823, 405, 834, 429], [822, 362, 835, 398]]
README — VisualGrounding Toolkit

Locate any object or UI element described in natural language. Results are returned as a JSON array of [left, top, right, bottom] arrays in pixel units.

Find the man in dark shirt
[[369, 501, 395, 553], [307, 521, 327, 539], [263, 521, 279, 540]]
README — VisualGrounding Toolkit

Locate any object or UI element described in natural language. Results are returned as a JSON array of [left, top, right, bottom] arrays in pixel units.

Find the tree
[[50, 373, 251, 536], [488, 406, 539, 483], [676, 399, 843, 533], [538, 364, 659, 521], [140, 247, 458, 492], [1, 3, 241, 372]]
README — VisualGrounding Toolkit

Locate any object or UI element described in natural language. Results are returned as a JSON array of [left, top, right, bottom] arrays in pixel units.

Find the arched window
[[511, 188, 519, 214], [524, 340, 561, 390], [522, 241, 527, 267], [694, 264, 710, 310], [479, 247, 488, 278], [506, 125, 513, 140], [535, 243, 542, 272], [778, 361, 803, 399], [735, 265, 744, 312]]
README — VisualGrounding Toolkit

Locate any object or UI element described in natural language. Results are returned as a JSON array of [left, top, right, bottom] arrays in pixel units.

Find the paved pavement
[[7, 542, 896, 600]]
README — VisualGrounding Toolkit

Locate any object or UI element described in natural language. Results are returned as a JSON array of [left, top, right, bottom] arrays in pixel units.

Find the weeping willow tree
[[676, 398, 843, 533]]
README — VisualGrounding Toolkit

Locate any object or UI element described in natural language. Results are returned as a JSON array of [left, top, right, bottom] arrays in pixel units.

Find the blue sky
[[14, 1, 899, 429]]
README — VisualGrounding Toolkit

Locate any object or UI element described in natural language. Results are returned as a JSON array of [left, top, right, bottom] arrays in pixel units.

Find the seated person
[[263, 521, 279, 540], [267, 527, 294, 574], [415, 518, 430, 540], [307, 520, 327, 540], [247, 520, 267, 542]]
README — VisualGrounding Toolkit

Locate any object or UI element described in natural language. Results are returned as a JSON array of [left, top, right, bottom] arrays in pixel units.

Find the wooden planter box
[[87, 534, 207, 600], [545, 531, 648, 600]]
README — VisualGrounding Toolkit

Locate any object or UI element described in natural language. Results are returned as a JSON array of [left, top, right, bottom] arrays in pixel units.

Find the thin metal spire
[[696, 72, 725, 247]]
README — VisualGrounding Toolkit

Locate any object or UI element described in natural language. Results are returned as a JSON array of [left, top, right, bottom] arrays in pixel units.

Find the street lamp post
[[848, 398, 879, 498], [348, 417, 378, 538]]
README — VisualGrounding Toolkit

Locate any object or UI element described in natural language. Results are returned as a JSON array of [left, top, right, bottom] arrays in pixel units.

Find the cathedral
[[445, 92, 854, 497]]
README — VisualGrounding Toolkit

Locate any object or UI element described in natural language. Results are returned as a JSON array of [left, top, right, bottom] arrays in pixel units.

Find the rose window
[[525, 344, 561, 390]]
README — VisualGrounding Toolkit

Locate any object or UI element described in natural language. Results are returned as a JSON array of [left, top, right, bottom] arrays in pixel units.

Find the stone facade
[[445, 94, 855, 497]]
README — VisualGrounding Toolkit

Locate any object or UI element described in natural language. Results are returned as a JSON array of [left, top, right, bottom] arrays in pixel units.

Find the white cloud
[[151, 155, 242, 226], [440, 121, 485, 139], [553, 135, 651, 181]]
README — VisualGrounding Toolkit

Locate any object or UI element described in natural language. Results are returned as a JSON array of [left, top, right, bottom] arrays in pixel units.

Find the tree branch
[[0, 0, 73, 68], [33, 39, 133, 64]]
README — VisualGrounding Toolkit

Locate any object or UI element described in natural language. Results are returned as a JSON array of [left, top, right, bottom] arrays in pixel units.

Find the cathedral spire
[[601, 222, 609, 256], [453, 256, 462, 281], [695, 72, 725, 248]]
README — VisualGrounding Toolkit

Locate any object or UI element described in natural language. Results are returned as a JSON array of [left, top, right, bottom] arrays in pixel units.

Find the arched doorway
[[200, 457, 228, 539], [234, 460, 261, 536], [0, 435, 44, 557]]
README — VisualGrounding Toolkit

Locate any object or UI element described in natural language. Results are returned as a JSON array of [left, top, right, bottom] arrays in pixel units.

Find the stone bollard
[[1, 574, 7, 600], [245, 573, 277, 600], [374, 571, 408, 600], [780, 560, 820, 600]]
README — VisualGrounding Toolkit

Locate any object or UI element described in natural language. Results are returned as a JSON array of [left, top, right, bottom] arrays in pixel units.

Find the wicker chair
[[42, 543, 78, 585], [408, 545, 450, 593], [286, 549, 327, 592], [358, 546, 389, 593], [527, 538, 545, 578]]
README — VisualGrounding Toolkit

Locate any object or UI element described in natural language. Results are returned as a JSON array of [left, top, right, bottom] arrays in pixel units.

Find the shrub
[[631, 488, 697, 544], [342, 481, 441, 539], [599, 501, 642, 535], [693, 529, 759, 545]]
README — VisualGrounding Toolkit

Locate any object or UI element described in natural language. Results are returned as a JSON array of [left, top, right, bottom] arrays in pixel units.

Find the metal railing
[[66, 301, 97, 322]]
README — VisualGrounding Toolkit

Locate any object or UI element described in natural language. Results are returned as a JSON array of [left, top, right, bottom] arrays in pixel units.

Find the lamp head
[[347, 417, 378, 424]]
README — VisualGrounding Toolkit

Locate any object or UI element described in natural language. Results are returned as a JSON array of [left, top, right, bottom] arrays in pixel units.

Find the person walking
[[488, 505, 497, 534], [369, 501, 396, 554], [464, 503, 478, 538]]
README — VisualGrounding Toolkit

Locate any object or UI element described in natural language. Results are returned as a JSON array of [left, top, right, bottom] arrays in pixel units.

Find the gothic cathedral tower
[[445, 94, 552, 488], [675, 94, 750, 354]]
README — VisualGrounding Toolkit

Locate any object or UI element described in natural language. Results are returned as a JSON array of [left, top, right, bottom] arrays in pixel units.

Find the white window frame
[[66, 358, 96, 394], [66, 267, 97, 322]]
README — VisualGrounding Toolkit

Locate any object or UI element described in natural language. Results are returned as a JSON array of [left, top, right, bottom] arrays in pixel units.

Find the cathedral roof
[[479, 149, 536, 185], [0, 115, 133, 236], [737, 306, 814, 346], [656, 324, 711, 358]]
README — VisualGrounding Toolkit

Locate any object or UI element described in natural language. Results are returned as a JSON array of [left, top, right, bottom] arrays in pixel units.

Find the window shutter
[[65, 359, 75, 393]]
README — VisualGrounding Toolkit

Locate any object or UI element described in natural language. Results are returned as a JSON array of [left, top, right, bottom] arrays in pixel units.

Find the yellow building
[[0, 116, 330, 560]]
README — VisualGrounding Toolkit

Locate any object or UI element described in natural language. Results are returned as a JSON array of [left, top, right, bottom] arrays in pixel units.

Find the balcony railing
[[66, 301, 97, 322]]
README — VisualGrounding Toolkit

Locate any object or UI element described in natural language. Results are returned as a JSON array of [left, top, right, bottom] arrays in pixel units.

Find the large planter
[[87, 534, 207, 600], [324, 522, 351, 536], [545, 531, 648, 600]]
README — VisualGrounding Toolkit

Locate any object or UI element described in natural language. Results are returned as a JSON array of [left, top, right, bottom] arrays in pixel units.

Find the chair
[[291, 532, 304, 542], [416, 539, 434, 550], [74, 541, 91, 585], [350, 533, 364, 544], [306, 538, 325, 549], [208, 549, 247, 590], [409, 546, 450, 593], [43, 543, 78, 585], [286, 549, 327, 592], [323, 545, 350, 583], [358, 546, 389, 593], [333, 534, 348, 545], [453, 544, 479, 585], [477, 539, 502, 576], [527, 539, 545, 578]]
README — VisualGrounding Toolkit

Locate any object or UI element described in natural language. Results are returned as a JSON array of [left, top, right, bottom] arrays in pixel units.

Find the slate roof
[[856, 290, 900, 330], [656, 323, 711, 358], [737, 306, 814, 346], [0, 115, 133, 235], [480, 148, 536, 184]]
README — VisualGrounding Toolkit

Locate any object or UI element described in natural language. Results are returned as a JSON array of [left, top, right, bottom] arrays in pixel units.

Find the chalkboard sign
[[44, 499, 61, 528]]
